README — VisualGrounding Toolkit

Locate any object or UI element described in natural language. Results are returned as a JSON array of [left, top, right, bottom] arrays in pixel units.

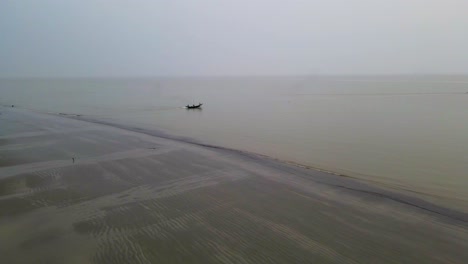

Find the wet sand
[[0, 107, 467, 263]]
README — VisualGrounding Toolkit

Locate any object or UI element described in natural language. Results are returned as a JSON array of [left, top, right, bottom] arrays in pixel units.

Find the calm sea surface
[[1, 76, 467, 210]]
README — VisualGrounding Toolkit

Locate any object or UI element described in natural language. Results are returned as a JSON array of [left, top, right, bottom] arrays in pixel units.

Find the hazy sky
[[1, 0, 467, 77]]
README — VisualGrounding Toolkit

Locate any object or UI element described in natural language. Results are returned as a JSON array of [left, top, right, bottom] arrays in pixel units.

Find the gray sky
[[1, 0, 467, 77]]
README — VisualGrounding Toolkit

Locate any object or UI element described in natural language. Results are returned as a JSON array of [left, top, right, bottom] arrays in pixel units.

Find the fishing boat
[[186, 103, 203, 109]]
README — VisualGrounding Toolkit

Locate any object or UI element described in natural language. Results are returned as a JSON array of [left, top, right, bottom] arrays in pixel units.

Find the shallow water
[[1, 76, 467, 210]]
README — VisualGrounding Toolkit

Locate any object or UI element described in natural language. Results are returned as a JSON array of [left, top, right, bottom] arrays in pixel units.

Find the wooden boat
[[186, 103, 203, 109]]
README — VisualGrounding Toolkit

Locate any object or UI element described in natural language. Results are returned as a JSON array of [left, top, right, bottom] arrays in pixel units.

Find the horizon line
[[2, 73, 468, 80]]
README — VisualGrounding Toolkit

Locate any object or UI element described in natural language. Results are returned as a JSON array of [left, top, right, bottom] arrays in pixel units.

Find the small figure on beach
[[72, 157, 75, 163]]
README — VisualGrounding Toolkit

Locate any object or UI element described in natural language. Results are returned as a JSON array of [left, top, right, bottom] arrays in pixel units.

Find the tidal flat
[[0, 107, 467, 263]]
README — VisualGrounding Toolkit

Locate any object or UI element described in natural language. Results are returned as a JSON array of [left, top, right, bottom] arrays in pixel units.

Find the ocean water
[[1, 76, 467, 211]]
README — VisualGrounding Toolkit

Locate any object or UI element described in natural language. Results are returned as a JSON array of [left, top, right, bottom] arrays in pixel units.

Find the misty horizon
[[1, 0, 468, 77]]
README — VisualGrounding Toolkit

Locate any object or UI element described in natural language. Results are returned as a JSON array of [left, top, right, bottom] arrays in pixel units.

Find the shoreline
[[1, 106, 467, 263], [2, 76, 467, 214], [66, 112, 468, 221], [2, 106, 467, 223]]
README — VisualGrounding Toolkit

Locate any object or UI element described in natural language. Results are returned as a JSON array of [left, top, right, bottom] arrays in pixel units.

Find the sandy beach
[[1, 106, 467, 263]]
